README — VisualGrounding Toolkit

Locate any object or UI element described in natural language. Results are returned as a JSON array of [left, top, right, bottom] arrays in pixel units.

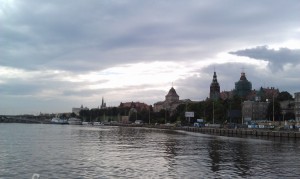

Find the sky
[[1, 0, 300, 115]]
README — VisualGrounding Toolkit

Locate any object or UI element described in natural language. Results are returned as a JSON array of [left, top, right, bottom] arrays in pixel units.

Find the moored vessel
[[50, 117, 68, 124], [93, 122, 103, 126], [68, 118, 82, 125], [82, 121, 93, 125]]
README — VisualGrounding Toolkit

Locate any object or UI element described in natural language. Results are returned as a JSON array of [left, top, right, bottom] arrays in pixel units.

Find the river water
[[0, 124, 299, 178]]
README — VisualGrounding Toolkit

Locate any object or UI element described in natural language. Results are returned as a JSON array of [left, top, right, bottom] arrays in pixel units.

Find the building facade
[[242, 101, 269, 121], [72, 105, 89, 116], [119, 101, 150, 112], [234, 72, 252, 98], [154, 87, 191, 113]]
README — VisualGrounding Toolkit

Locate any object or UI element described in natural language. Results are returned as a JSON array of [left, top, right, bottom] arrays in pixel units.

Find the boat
[[50, 117, 68, 124], [68, 118, 82, 125], [82, 121, 93, 125], [93, 122, 103, 126]]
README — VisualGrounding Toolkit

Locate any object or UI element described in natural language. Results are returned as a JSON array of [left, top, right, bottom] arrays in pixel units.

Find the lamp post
[[273, 95, 275, 122], [148, 108, 150, 125], [229, 101, 232, 124], [135, 110, 137, 122], [213, 101, 215, 124], [165, 108, 167, 124]]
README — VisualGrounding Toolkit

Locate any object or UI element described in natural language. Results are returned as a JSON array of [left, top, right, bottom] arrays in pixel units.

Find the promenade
[[179, 126, 300, 139], [112, 123, 300, 139]]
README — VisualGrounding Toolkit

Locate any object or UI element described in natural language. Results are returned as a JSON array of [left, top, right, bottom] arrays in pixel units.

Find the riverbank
[[178, 126, 300, 138], [2, 120, 300, 139], [105, 123, 300, 139]]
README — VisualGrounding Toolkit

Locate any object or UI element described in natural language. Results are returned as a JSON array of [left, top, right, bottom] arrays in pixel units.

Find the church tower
[[210, 71, 220, 100], [234, 71, 252, 98], [165, 86, 179, 103], [101, 97, 106, 109]]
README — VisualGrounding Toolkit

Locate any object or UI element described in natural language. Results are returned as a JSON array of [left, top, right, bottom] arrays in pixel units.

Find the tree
[[129, 108, 137, 122], [227, 95, 242, 123], [277, 91, 293, 101], [61, 113, 67, 119], [266, 99, 281, 121], [79, 109, 90, 121], [203, 99, 227, 124], [284, 112, 295, 121], [70, 112, 77, 118]]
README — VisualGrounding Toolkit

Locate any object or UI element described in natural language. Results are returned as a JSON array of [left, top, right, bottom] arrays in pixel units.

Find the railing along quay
[[177, 127, 300, 138], [103, 123, 300, 139]]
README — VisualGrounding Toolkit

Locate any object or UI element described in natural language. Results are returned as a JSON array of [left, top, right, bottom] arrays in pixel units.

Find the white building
[[72, 105, 89, 116]]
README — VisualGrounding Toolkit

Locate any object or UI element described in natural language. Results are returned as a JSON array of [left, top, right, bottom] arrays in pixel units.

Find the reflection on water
[[0, 124, 300, 178], [208, 137, 252, 177]]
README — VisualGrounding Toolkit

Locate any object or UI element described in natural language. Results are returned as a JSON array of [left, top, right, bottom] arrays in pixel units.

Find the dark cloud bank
[[230, 46, 300, 72]]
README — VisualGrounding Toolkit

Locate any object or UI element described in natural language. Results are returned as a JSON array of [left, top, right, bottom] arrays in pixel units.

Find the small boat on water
[[68, 118, 82, 125], [93, 122, 103, 126], [51, 117, 68, 124], [82, 122, 93, 125]]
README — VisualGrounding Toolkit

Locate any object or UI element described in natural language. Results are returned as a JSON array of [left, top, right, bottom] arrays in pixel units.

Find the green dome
[[235, 72, 252, 98]]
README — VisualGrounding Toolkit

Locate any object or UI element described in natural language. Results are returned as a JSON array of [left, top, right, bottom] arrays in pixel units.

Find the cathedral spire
[[101, 97, 106, 109], [210, 71, 220, 100], [213, 71, 218, 82]]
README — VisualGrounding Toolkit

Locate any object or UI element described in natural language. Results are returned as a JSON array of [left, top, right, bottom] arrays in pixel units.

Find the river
[[0, 123, 299, 178]]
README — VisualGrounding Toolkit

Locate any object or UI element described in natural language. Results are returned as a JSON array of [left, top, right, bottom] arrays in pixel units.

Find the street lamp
[[213, 101, 215, 124], [164, 108, 167, 124], [148, 108, 150, 125], [273, 95, 275, 122]]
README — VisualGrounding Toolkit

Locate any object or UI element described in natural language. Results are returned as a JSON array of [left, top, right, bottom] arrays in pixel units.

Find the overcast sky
[[1, 0, 300, 115]]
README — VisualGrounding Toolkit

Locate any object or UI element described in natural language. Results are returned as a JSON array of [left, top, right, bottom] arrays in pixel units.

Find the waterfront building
[[246, 87, 279, 102], [210, 71, 220, 100], [295, 92, 300, 121], [234, 71, 252, 99], [242, 101, 269, 121], [154, 86, 191, 113], [72, 105, 89, 116], [220, 91, 233, 100], [264, 87, 279, 100], [209, 70, 278, 102], [219, 71, 253, 101], [280, 100, 295, 121], [119, 101, 150, 112]]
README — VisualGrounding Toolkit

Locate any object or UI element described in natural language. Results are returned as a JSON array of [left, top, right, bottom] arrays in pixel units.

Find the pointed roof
[[166, 87, 179, 97], [239, 72, 247, 81], [211, 71, 219, 85]]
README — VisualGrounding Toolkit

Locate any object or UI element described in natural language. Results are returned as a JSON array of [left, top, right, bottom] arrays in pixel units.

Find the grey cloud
[[2, 0, 299, 72], [0, 82, 40, 96], [177, 62, 299, 101], [229, 46, 300, 71], [1, 0, 300, 114]]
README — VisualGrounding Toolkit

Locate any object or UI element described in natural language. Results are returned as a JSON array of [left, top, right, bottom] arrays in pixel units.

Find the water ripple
[[0, 124, 300, 178]]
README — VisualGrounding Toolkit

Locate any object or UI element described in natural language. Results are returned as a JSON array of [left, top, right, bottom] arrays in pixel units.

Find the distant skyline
[[1, 0, 300, 114]]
